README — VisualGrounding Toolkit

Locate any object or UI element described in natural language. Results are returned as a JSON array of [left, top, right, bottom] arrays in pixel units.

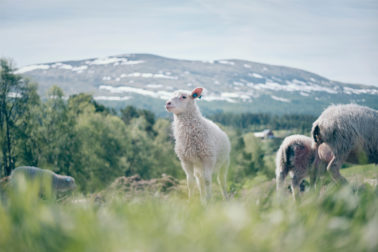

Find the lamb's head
[[165, 87, 203, 115]]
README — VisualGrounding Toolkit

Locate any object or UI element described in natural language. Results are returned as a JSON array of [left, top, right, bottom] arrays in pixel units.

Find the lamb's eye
[[182, 96, 186, 99]]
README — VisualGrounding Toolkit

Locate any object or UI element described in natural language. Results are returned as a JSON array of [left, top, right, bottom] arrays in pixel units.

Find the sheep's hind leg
[[291, 175, 302, 201], [182, 161, 195, 199], [217, 160, 229, 200], [327, 156, 348, 185], [194, 165, 213, 204]]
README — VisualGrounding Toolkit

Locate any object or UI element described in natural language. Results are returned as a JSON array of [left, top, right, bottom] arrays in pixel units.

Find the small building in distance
[[254, 129, 274, 139]]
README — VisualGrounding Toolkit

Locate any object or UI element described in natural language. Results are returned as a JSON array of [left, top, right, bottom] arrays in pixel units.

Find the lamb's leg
[[204, 169, 212, 202], [181, 161, 195, 199], [276, 170, 287, 192], [194, 163, 213, 204], [217, 160, 229, 200], [194, 168, 206, 203], [291, 175, 301, 201], [327, 156, 348, 184]]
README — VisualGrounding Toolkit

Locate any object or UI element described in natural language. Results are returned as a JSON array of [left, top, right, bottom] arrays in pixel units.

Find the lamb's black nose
[[167, 102, 171, 105]]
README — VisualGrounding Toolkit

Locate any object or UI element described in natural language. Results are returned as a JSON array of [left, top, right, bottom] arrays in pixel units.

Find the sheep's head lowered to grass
[[165, 87, 203, 115]]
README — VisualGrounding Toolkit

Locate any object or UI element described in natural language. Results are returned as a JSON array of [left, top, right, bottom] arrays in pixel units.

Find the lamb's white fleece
[[166, 88, 230, 202]]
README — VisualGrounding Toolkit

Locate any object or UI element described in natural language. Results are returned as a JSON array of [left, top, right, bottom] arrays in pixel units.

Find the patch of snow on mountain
[[343, 87, 378, 95], [86, 57, 121, 65], [15, 65, 50, 73], [253, 80, 338, 94], [120, 60, 144, 65], [271, 96, 290, 103], [122, 72, 177, 80], [100, 85, 247, 103], [218, 60, 235, 65], [51, 63, 73, 70], [103, 76, 111, 81], [43, 62, 87, 73], [250, 73, 263, 79], [154, 73, 177, 79], [220, 92, 250, 103], [72, 65, 88, 73], [205, 95, 237, 103], [291, 79, 307, 85], [99, 85, 171, 100], [300, 92, 309, 96], [221, 92, 240, 98], [233, 81, 244, 86], [85, 57, 144, 66], [244, 64, 251, 68], [147, 84, 163, 89], [94, 96, 131, 101], [206, 91, 252, 103]]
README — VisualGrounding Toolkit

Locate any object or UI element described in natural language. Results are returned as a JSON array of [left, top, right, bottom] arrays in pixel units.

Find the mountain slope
[[15, 54, 378, 116]]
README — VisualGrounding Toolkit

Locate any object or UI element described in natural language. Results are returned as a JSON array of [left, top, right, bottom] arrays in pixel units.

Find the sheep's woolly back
[[311, 104, 378, 163], [276, 135, 314, 177], [11, 166, 76, 192], [172, 91, 230, 167]]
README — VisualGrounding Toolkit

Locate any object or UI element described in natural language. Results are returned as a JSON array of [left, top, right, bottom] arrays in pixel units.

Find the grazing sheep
[[312, 104, 378, 184], [276, 134, 365, 199], [166, 87, 231, 202], [276, 135, 318, 199], [11, 166, 76, 192]]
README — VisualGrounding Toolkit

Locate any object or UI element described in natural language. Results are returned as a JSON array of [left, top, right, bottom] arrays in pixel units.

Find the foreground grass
[[0, 165, 377, 252]]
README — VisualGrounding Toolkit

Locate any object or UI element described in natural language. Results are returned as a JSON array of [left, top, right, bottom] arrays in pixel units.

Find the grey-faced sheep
[[10, 166, 76, 192], [311, 104, 378, 184], [166, 87, 231, 202]]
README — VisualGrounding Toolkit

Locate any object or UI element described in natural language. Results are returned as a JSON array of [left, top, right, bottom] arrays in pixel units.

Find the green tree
[[121, 105, 156, 136], [38, 86, 79, 176], [68, 93, 113, 115], [0, 59, 39, 176], [75, 111, 130, 191], [13, 83, 42, 167]]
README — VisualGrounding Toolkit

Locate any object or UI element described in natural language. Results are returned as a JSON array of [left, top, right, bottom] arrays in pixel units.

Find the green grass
[[342, 164, 378, 178], [0, 165, 377, 252]]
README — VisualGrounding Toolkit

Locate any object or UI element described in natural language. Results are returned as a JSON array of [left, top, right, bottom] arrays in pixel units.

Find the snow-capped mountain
[[15, 54, 378, 115]]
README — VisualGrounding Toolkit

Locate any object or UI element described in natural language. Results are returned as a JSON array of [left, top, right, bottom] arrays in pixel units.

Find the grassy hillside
[[0, 164, 376, 252]]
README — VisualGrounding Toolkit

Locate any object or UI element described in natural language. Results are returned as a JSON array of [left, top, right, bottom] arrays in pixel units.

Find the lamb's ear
[[191, 87, 203, 99]]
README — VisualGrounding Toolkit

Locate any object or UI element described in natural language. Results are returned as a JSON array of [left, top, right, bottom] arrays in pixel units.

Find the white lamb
[[166, 87, 231, 202]]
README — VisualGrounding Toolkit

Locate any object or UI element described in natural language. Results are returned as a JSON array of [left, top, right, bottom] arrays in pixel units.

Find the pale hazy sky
[[1, 0, 377, 85]]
